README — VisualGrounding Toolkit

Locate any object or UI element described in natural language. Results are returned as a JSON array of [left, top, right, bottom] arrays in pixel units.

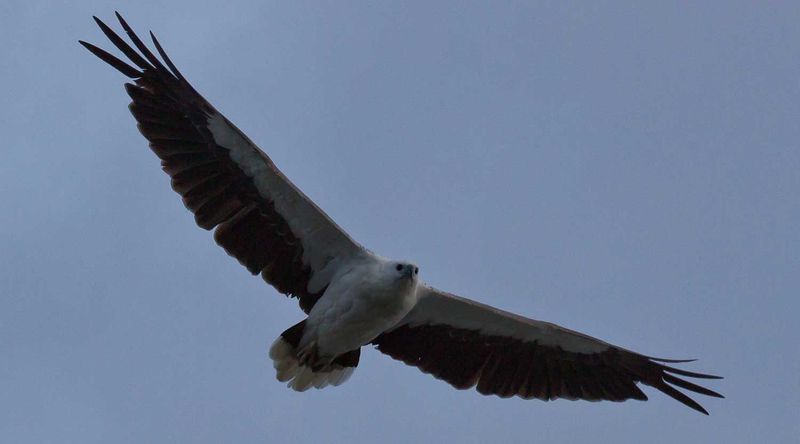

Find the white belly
[[301, 259, 418, 358]]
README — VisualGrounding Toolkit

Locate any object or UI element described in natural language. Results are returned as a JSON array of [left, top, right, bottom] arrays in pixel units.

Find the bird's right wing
[[373, 285, 723, 414], [80, 14, 366, 312]]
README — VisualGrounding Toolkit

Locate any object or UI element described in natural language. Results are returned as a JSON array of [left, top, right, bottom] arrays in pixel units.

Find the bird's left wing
[[80, 14, 365, 312], [373, 285, 723, 414]]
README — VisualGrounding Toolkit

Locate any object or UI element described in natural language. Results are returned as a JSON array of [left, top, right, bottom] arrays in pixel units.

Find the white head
[[385, 260, 419, 287]]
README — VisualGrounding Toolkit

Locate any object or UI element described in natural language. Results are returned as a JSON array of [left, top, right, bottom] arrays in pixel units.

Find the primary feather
[[82, 13, 723, 414]]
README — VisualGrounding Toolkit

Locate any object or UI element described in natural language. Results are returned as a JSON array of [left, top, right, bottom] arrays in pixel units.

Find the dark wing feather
[[81, 14, 364, 312], [373, 286, 723, 414]]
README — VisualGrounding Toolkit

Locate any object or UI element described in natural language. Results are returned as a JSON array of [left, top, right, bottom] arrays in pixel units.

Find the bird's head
[[388, 260, 419, 285]]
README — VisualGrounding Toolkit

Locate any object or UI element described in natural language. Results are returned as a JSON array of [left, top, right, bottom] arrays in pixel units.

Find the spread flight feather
[[81, 13, 723, 414]]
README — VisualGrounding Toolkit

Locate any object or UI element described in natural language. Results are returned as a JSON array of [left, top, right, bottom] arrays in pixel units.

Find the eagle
[[80, 13, 723, 414]]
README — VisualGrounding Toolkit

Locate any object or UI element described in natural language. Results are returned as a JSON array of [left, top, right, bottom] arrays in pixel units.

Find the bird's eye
[[414, 267, 419, 274], [396, 264, 403, 271]]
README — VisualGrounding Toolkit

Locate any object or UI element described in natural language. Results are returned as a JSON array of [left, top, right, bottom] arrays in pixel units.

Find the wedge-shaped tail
[[269, 320, 360, 391]]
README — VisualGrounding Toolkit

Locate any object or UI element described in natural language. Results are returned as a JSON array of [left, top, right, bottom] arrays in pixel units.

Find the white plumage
[[82, 13, 723, 414], [270, 257, 419, 391]]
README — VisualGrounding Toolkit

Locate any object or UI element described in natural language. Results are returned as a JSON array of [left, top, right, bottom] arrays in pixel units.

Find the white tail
[[269, 336, 354, 391]]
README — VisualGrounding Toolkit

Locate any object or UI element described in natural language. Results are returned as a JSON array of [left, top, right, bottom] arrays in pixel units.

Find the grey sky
[[2, 1, 798, 443]]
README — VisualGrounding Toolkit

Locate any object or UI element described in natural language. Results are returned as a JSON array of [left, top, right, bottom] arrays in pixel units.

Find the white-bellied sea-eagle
[[80, 13, 723, 414]]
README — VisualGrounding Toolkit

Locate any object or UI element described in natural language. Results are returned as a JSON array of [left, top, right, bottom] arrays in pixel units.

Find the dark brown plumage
[[79, 14, 323, 312], [82, 13, 722, 413], [373, 324, 723, 414]]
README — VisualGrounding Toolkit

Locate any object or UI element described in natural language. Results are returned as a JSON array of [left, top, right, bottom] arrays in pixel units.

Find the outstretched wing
[[80, 14, 365, 312], [373, 286, 723, 414]]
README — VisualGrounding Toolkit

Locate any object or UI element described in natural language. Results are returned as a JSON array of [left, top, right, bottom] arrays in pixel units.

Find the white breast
[[301, 256, 418, 358]]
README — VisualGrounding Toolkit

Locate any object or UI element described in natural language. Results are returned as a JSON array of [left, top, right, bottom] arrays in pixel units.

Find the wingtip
[[78, 37, 141, 78], [78, 39, 95, 52], [148, 30, 184, 80], [688, 401, 710, 415], [647, 356, 698, 364], [662, 364, 724, 380], [78, 39, 96, 51], [114, 11, 128, 27]]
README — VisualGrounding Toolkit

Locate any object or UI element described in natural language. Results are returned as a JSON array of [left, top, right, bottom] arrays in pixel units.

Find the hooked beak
[[396, 264, 415, 280]]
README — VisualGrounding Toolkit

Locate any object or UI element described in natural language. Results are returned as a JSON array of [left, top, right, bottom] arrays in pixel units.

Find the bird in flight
[[81, 13, 723, 414]]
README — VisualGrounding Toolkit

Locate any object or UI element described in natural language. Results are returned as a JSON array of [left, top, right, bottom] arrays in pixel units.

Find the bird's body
[[303, 258, 419, 358], [81, 13, 723, 414], [270, 256, 420, 390]]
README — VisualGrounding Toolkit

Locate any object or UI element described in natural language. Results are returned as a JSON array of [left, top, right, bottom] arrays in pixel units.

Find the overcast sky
[[2, 1, 799, 443]]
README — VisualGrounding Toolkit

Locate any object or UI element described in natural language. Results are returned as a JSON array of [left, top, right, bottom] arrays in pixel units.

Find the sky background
[[2, 1, 799, 443]]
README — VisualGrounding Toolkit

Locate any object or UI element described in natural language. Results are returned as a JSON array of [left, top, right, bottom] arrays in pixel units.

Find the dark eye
[[414, 267, 419, 274], [396, 264, 403, 271]]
